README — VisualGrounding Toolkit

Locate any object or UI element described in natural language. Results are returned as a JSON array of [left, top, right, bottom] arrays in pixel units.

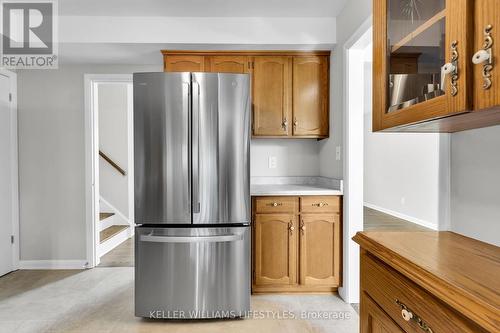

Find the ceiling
[[59, 0, 347, 17]]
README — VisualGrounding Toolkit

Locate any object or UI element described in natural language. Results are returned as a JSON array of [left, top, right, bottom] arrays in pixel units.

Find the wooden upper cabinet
[[373, 0, 500, 132], [252, 56, 292, 136], [207, 55, 249, 73], [161, 50, 331, 138], [254, 214, 297, 285], [164, 55, 205, 72], [292, 56, 329, 137], [473, 0, 500, 111], [299, 214, 340, 286]]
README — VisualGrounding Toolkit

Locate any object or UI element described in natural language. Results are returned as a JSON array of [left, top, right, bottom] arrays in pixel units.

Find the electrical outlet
[[401, 197, 406, 205], [268, 156, 277, 169], [335, 146, 341, 161]]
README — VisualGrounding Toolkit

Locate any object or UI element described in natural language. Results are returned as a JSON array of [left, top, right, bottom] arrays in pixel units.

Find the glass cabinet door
[[387, 0, 446, 113], [373, 0, 473, 131]]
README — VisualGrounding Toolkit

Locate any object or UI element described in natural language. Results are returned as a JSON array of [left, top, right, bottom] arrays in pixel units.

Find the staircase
[[99, 212, 128, 243], [98, 199, 132, 258]]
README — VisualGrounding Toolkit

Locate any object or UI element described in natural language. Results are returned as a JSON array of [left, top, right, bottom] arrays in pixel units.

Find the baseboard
[[364, 203, 438, 231], [19, 260, 87, 270]]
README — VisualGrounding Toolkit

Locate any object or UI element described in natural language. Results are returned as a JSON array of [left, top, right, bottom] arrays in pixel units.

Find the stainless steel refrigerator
[[133, 72, 251, 319]]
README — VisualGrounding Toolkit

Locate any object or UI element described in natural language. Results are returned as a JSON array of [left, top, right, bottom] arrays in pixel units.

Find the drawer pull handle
[[396, 299, 434, 333], [312, 202, 328, 207], [267, 202, 283, 207]]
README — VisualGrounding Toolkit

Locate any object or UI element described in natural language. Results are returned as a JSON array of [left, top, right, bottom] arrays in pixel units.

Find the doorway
[[84, 74, 134, 268], [0, 70, 18, 277]]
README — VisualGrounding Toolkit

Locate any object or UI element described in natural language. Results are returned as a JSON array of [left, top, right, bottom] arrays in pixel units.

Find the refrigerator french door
[[133, 72, 251, 319]]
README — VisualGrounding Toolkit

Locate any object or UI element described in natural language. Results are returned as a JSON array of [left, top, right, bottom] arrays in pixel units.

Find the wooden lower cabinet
[[354, 232, 497, 333], [361, 293, 404, 333], [252, 195, 342, 293], [254, 214, 297, 286], [299, 214, 340, 286]]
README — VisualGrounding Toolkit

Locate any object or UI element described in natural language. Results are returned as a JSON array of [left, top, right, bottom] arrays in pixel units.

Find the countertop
[[250, 176, 343, 196]]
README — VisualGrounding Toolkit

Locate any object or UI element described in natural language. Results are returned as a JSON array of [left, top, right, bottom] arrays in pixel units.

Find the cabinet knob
[[396, 299, 434, 333], [401, 309, 413, 321], [441, 41, 459, 96], [472, 25, 494, 90], [282, 118, 288, 131], [288, 221, 295, 235]]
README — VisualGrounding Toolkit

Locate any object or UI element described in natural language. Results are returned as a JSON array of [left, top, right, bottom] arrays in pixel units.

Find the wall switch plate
[[335, 146, 341, 161], [401, 197, 406, 205], [268, 156, 277, 169]]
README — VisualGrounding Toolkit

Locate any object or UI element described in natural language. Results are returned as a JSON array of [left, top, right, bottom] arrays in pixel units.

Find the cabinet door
[[252, 56, 292, 136], [164, 55, 205, 72], [208, 55, 250, 73], [254, 214, 297, 285], [473, 0, 500, 111], [299, 214, 340, 286], [361, 293, 404, 333], [292, 56, 329, 137], [373, 0, 473, 131]]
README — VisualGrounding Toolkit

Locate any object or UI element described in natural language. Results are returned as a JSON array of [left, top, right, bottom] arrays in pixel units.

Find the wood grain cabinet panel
[[292, 56, 329, 137], [354, 232, 499, 333], [473, 0, 500, 111], [252, 56, 292, 136], [207, 55, 249, 73], [299, 214, 340, 286], [361, 293, 404, 333], [164, 55, 205, 72], [254, 214, 297, 286], [300, 196, 340, 213], [254, 196, 297, 214]]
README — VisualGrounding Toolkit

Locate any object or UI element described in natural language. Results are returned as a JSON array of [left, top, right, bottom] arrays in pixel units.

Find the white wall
[[318, 0, 372, 304], [319, 0, 372, 179], [59, 16, 336, 45], [98, 83, 130, 216], [251, 139, 320, 177], [17, 64, 160, 261], [450, 126, 500, 246], [363, 61, 450, 230]]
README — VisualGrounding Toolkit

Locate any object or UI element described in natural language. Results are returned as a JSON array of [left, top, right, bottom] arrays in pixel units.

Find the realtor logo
[[0, 0, 58, 68]]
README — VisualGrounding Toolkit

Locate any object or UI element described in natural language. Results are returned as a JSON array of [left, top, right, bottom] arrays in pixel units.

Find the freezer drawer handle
[[140, 234, 243, 243]]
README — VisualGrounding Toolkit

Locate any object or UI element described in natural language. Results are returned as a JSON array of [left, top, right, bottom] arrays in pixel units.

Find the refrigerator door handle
[[192, 80, 201, 214], [140, 234, 243, 243]]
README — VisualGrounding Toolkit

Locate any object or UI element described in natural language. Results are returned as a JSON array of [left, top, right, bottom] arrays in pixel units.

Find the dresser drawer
[[254, 197, 297, 214], [361, 252, 484, 333], [300, 196, 340, 213]]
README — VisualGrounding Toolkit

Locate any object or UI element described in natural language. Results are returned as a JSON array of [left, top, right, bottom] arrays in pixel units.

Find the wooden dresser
[[353, 231, 500, 333]]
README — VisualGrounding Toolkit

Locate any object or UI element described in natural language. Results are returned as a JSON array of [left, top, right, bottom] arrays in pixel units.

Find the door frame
[[0, 69, 19, 272], [84, 74, 133, 268], [341, 18, 372, 304]]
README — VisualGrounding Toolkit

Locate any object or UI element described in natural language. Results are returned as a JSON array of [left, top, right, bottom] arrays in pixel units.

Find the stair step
[[100, 225, 128, 244], [100, 212, 115, 221]]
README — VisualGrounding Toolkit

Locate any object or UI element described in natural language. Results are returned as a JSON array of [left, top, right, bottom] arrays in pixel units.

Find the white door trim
[[0, 69, 19, 272], [339, 17, 372, 304], [84, 74, 133, 268]]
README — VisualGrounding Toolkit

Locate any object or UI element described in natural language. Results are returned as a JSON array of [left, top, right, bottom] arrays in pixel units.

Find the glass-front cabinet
[[373, 0, 483, 132]]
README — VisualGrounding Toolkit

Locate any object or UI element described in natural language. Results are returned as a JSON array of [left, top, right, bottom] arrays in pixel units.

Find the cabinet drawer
[[300, 196, 340, 213], [361, 252, 484, 333], [254, 197, 297, 214]]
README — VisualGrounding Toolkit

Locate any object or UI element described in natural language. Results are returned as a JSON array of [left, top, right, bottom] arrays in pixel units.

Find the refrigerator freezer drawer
[[135, 226, 250, 319]]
